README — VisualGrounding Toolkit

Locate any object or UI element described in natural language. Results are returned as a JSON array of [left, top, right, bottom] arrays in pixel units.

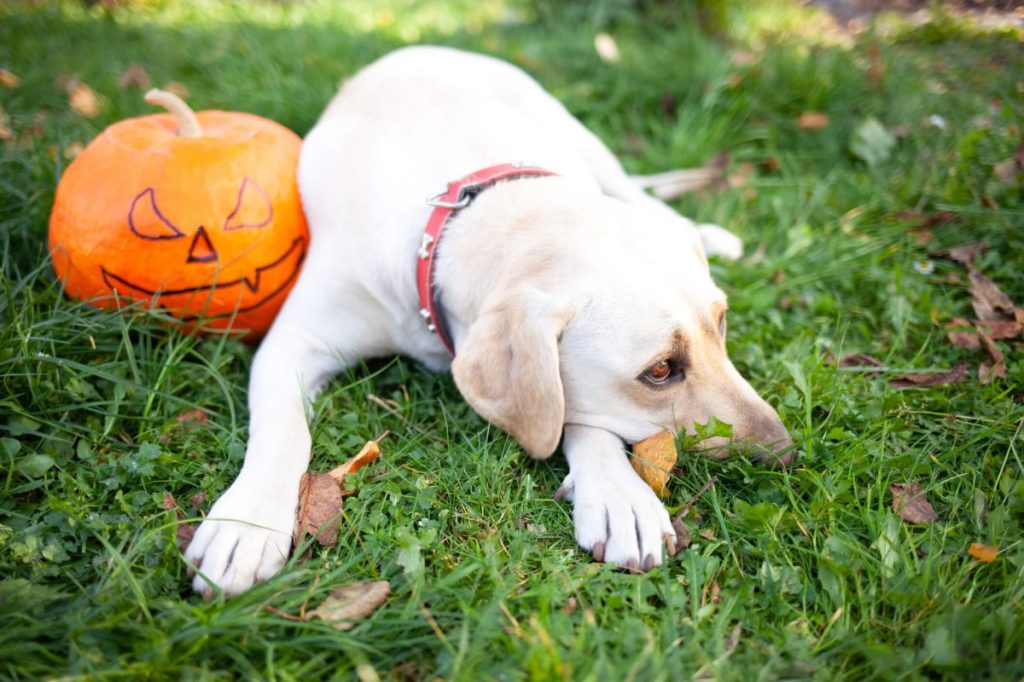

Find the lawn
[[1, 0, 1023, 679]]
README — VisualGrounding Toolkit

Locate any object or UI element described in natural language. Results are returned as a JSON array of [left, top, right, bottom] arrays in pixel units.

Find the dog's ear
[[451, 288, 572, 459]]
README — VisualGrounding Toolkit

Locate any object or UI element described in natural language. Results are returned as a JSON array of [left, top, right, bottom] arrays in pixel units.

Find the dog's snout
[[737, 411, 795, 468]]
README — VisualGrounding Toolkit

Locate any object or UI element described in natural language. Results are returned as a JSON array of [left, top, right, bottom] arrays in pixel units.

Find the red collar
[[416, 163, 557, 355]]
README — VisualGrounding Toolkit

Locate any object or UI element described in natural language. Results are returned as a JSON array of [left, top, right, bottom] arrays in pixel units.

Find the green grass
[[2, 0, 1023, 678]]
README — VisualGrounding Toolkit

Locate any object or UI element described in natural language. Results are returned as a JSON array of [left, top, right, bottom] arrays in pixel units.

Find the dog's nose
[[737, 412, 795, 468]]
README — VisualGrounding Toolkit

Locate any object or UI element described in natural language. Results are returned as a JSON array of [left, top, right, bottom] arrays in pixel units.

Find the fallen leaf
[[162, 81, 190, 99], [839, 353, 885, 368], [0, 69, 20, 88], [946, 331, 980, 349], [64, 141, 85, 160], [631, 430, 678, 498], [0, 110, 14, 142], [304, 580, 391, 630], [162, 492, 197, 550], [562, 596, 579, 616], [969, 271, 1016, 321], [797, 111, 829, 130], [593, 33, 620, 63], [176, 523, 196, 551], [69, 82, 100, 118], [293, 472, 343, 547], [936, 242, 988, 268], [849, 116, 896, 167], [888, 363, 968, 389], [976, 319, 1023, 339], [703, 578, 721, 606], [968, 543, 998, 563], [891, 482, 938, 524], [188, 491, 207, 508], [671, 517, 692, 550], [867, 45, 884, 85], [327, 437, 383, 484], [979, 360, 1007, 384], [991, 144, 1023, 184], [117, 63, 151, 90], [730, 49, 759, 66]]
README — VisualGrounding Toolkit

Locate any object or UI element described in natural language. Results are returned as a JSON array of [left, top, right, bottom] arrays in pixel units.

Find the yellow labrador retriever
[[185, 46, 792, 595]]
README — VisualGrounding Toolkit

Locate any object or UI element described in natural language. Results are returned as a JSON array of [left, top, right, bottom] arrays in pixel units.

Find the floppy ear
[[451, 288, 572, 459]]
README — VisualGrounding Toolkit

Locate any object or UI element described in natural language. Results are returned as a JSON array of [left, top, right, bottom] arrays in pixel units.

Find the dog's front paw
[[185, 477, 297, 596], [558, 469, 677, 571]]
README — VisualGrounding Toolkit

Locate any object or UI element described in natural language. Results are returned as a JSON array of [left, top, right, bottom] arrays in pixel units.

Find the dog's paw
[[184, 478, 297, 596], [697, 223, 743, 261], [557, 469, 676, 571]]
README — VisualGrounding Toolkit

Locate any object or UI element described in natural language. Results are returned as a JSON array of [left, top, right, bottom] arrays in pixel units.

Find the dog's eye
[[644, 360, 673, 385]]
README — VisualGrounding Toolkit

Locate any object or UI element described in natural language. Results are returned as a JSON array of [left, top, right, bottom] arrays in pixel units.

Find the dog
[[185, 46, 792, 596]]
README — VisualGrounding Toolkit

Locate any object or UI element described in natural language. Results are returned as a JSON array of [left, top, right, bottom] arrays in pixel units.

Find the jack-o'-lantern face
[[49, 98, 309, 338], [98, 178, 306, 323]]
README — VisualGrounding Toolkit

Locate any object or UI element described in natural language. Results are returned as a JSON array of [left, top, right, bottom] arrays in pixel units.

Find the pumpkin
[[49, 88, 308, 337]]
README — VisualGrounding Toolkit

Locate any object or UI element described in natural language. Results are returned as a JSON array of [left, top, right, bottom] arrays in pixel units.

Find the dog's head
[[450, 194, 792, 465]]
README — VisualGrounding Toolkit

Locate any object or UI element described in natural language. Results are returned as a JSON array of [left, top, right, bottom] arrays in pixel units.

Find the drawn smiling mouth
[[100, 236, 306, 320]]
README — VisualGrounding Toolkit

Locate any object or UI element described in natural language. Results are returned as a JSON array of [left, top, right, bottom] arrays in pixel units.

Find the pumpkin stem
[[144, 88, 202, 137]]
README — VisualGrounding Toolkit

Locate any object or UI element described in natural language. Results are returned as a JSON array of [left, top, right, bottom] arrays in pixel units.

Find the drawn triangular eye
[[129, 188, 185, 240], [223, 178, 273, 231]]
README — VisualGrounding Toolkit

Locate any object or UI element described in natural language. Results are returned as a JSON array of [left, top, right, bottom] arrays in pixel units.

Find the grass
[[1, 0, 1023, 678]]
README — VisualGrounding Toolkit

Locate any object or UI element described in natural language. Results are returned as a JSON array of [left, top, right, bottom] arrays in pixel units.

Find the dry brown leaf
[[0, 111, 13, 142], [631, 430, 678, 498], [327, 437, 383, 483], [162, 81, 190, 99], [69, 82, 100, 118], [117, 63, 151, 90], [976, 319, 1023, 340], [991, 144, 1023, 184], [969, 271, 1016, 321], [64, 141, 85, 160], [188, 491, 207, 508], [891, 482, 938, 524], [968, 542, 998, 563], [839, 353, 885, 368], [797, 111, 829, 130], [671, 517, 692, 550], [162, 492, 197, 550], [937, 242, 988, 268], [946, 331, 980, 349], [294, 472, 343, 547], [867, 45, 885, 85], [0, 69, 20, 89], [979, 360, 1007, 383], [562, 596, 579, 616], [304, 580, 391, 630], [888, 363, 968, 389]]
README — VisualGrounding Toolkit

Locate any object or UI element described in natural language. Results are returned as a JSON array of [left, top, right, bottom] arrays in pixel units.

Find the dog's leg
[[558, 424, 676, 570], [184, 318, 345, 596]]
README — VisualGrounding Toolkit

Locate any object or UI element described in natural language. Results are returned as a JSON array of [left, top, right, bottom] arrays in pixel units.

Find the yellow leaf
[[0, 69, 20, 89], [631, 430, 677, 498], [797, 111, 829, 130], [968, 543, 998, 563], [69, 82, 100, 118]]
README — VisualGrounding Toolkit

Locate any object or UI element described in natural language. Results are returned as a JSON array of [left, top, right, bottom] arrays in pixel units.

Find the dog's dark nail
[[643, 553, 655, 571], [665, 533, 678, 557], [592, 541, 605, 562], [627, 558, 639, 572], [554, 485, 568, 501]]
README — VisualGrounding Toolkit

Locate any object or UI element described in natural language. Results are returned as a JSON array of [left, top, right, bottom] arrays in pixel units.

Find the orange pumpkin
[[49, 89, 308, 338]]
